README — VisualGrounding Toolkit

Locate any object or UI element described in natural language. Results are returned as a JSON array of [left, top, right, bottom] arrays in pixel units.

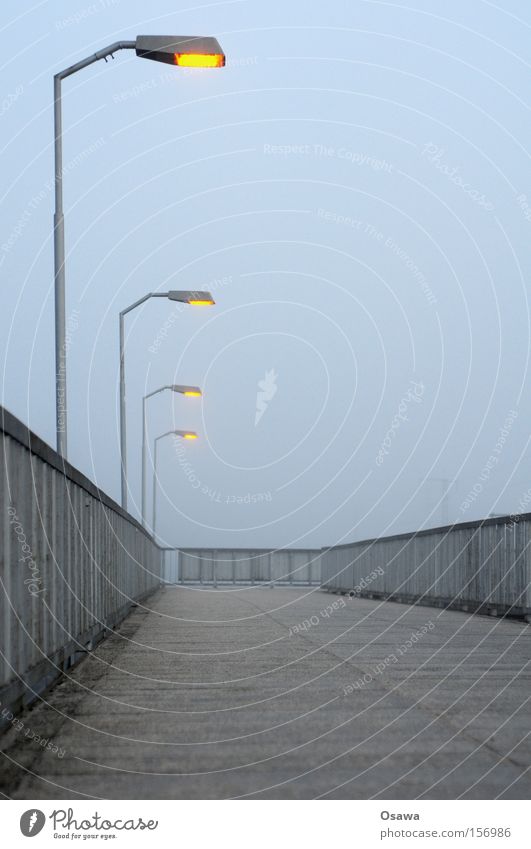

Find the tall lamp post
[[53, 35, 225, 458], [119, 290, 213, 509], [153, 429, 198, 543], [141, 384, 202, 527]]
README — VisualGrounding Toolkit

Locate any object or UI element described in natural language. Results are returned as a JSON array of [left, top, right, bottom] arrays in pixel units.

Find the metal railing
[[321, 519, 531, 620], [163, 548, 322, 585], [0, 406, 163, 722]]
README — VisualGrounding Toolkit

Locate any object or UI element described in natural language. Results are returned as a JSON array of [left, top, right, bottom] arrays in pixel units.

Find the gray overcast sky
[[1, 0, 530, 549]]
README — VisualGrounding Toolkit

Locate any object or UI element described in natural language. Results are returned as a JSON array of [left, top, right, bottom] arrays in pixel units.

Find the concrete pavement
[[1, 587, 529, 799]]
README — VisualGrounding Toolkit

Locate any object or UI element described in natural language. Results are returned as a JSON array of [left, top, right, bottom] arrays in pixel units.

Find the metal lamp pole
[[54, 42, 135, 457], [120, 289, 213, 510], [141, 384, 201, 527], [52, 35, 224, 458], [152, 430, 197, 543]]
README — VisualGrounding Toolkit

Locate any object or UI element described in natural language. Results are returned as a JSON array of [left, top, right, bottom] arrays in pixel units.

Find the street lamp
[[152, 429, 198, 542], [119, 290, 213, 509], [53, 35, 225, 458], [141, 384, 202, 527]]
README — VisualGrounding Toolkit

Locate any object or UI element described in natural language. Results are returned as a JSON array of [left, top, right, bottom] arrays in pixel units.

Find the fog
[[1, 0, 529, 548]]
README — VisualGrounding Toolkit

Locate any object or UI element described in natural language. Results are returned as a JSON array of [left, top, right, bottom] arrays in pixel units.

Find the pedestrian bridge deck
[[2, 588, 529, 799]]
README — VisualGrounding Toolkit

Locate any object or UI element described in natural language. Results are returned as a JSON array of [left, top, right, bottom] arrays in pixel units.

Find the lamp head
[[174, 430, 198, 440], [136, 35, 225, 68], [168, 290, 215, 306], [172, 385, 202, 397]]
